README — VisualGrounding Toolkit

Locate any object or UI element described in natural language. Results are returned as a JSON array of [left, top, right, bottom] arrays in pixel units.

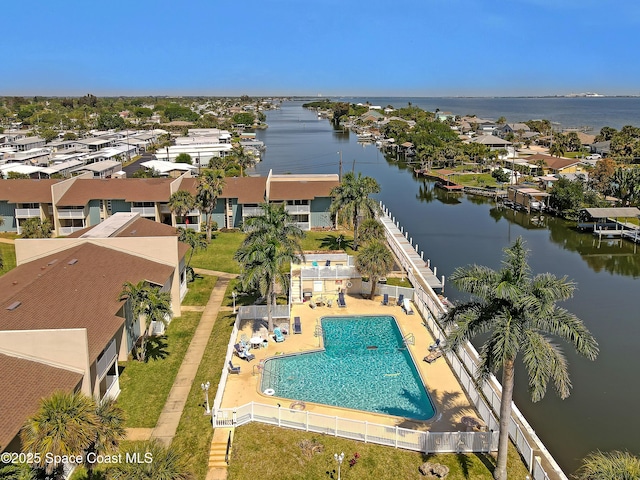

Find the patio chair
[[397, 294, 404, 306], [423, 350, 443, 364], [228, 361, 241, 374], [326, 298, 333, 308], [381, 293, 389, 306], [279, 323, 289, 336], [429, 338, 443, 352], [273, 327, 285, 343], [309, 301, 316, 309], [337, 291, 347, 308], [234, 343, 255, 362], [293, 316, 302, 334], [402, 298, 414, 315], [325, 259, 331, 267]]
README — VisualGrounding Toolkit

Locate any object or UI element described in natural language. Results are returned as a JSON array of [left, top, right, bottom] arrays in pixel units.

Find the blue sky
[[2, 0, 639, 96]]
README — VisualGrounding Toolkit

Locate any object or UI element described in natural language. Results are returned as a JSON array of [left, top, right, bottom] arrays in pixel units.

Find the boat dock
[[378, 204, 443, 291]]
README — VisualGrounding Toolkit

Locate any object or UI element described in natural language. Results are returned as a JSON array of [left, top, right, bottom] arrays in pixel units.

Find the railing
[[361, 281, 414, 302], [302, 253, 354, 266], [15, 208, 40, 218], [300, 266, 357, 280], [58, 209, 86, 219], [225, 431, 232, 464], [242, 207, 263, 217], [237, 305, 291, 321], [131, 206, 156, 217], [59, 226, 85, 235], [285, 204, 310, 214], [176, 223, 200, 231], [379, 202, 567, 480], [212, 402, 498, 454], [96, 339, 117, 379]]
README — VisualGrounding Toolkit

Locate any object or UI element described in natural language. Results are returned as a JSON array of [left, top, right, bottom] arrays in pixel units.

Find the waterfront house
[[497, 123, 530, 138], [0, 213, 186, 453], [526, 154, 584, 175]]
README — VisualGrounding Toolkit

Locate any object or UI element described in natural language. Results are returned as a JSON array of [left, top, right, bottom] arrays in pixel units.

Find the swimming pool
[[260, 315, 436, 420]]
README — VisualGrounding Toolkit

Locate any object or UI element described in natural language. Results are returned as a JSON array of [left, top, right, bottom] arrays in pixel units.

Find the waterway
[[254, 100, 640, 475]]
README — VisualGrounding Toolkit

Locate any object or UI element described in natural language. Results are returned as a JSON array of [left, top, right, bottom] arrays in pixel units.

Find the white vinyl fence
[[379, 203, 566, 480], [213, 402, 499, 454]]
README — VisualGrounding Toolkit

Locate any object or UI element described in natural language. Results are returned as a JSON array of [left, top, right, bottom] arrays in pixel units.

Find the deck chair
[[228, 361, 241, 374], [273, 327, 285, 343], [279, 323, 289, 336], [234, 343, 255, 362], [429, 338, 443, 352], [325, 259, 331, 267], [397, 294, 404, 306], [402, 298, 414, 315], [337, 291, 346, 308], [293, 316, 302, 334], [381, 293, 389, 306], [423, 350, 443, 364]]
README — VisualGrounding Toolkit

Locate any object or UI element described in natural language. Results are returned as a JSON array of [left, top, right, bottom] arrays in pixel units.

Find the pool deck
[[220, 293, 483, 432]]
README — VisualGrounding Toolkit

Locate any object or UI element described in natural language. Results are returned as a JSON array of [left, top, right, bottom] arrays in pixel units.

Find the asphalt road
[[122, 153, 155, 176]]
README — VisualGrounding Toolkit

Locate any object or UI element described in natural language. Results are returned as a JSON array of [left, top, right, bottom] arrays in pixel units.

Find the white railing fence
[[237, 304, 291, 321], [360, 281, 414, 301], [213, 402, 499, 454], [378, 203, 567, 480]]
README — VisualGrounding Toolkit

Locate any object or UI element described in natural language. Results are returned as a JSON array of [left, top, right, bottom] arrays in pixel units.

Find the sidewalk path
[[150, 269, 235, 446]]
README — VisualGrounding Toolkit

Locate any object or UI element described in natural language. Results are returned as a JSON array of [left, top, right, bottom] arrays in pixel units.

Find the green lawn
[[300, 229, 354, 254], [172, 309, 237, 480], [0, 243, 16, 274], [117, 312, 202, 427], [228, 423, 530, 480], [182, 274, 218, 306], [190, 231, 245, 273], [385, 277, 413, 288], [455, 173, 499, 188]]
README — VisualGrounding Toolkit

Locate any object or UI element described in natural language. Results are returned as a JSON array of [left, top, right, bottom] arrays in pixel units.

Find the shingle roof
[[0, 179, 59, 203], [0, 354, 83, 450], [68, 216, 180, 239], [269, 179, 339, 201], [57, 178, 174, 206], [178, 176, 267, 204], [527, 154, 580, 170], [0, 243, 174, 362]]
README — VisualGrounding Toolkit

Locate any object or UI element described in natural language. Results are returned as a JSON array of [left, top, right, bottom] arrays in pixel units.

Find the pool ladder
[[402, 332, 415, 347]]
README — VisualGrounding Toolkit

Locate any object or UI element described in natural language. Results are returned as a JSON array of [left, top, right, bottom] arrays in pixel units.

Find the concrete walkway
[[149, 269, 236, 446]]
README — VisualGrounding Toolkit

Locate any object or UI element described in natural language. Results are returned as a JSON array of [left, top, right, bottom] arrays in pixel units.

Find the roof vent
[[68, 259, 78, 265], [7, 301, 21, 311]]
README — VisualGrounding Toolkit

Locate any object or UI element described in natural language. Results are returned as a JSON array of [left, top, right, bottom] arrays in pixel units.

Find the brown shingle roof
[[0, 179, 59, 203], [0, 243, 174, 362], [528, 154, 580, 170], [57, 178, 174, 206], [269, 180, 339, 201], [178, 176, 266, 204], [67, 216, 180, 238], [0, 354, 83, 450]]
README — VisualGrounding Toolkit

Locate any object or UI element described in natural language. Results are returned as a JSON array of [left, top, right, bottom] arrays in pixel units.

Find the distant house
[[590, 141, 611, 156], [467, 134, 512, 149], [525, 154, 584, 175], [497, 123, 531, 137], [435, 111, 456, 122], [10, 136, 46, 152]]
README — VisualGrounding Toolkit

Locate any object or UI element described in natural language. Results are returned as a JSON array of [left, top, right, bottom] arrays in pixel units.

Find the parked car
[[586, 154, 602, 160]]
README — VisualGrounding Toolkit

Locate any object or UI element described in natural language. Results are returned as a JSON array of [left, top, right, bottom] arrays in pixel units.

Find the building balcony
[[59, 226, 85, 235], [242, 206, 263, 217], [58, 209, 86, 219], [96, 339, 117, 380], [285, 204, 310, 214], [15, 208, 41, 218], [131, 206, 156, 217]]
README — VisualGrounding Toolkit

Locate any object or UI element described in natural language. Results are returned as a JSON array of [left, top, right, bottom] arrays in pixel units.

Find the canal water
[[254, 101, 640, 475]]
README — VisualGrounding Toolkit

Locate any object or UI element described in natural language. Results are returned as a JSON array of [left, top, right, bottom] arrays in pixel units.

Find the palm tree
[[20, 217, 52, 238], [236, 203, 304, 332], [168, 190, 196, 226], [355, 240, 394, 299], [330, 172, 380, 251], [232, 143, 257, 176], [119, 281, 172, 362], [111, 440, 193, 480], [20, 391, 100, 475], [197, 169, 225, 241], [177, 227, 208, 279], [0, 461, 37, 480], [442, 238, 598, 480], [358, 218, 385, 244], [577, 450, 640, 480], [85, 398, 126, 480]]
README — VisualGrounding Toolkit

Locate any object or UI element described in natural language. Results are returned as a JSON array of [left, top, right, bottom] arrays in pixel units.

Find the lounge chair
[[325, 259, 331, 267], [381, 293, 389, 306], [402, 298, 414, 315], [397, 294, 404, 306], [293, 316, 302, 334], [423, 350, 443, 363], [273, 327, 285, 343], [429, 339, 442, 352], [228, 361, 241, 374], [234, 343, 255, 362], [337, 291, 347, 308]]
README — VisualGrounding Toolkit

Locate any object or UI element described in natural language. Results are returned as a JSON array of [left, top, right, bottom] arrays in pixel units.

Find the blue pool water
[[260, 315, 436, 420]]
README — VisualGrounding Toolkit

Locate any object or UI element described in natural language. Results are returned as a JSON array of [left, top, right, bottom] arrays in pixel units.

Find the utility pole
[[337, 151, 342, 180]]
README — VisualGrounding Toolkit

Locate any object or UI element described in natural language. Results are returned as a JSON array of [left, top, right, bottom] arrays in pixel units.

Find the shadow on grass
[[145, 335, 169, 361], [318, 234, 352, 251], [473, 452, 497, 473]]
